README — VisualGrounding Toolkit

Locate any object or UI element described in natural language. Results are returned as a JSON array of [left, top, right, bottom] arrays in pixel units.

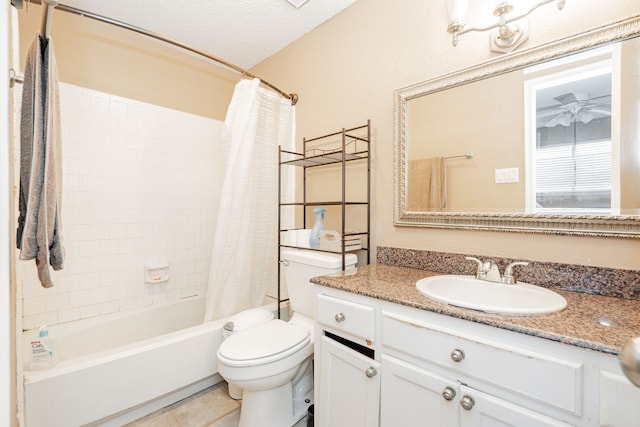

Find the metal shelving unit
[[277, 120, 371, 317]]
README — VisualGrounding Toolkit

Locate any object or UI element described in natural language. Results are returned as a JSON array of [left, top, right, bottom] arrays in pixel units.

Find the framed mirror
[[394, 15, 640, 237]]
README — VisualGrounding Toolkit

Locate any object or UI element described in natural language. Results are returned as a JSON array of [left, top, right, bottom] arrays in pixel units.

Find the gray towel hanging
[[17, 35, 64, 288]]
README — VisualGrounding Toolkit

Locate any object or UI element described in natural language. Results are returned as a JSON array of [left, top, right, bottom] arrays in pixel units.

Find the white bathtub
[[22, 296, 257, 427]]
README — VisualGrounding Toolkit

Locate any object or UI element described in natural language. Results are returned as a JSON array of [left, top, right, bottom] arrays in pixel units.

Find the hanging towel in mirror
[[407, 157, 447, 211], [17, 35, 64, 288]]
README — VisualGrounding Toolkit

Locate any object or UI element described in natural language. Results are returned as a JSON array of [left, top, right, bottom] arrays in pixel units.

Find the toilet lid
[[229, 308, 274, 331], [219, 319, 310, 364]]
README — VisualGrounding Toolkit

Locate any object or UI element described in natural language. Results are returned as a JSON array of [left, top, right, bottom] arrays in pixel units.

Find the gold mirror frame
[[394, 15, 640, 238]]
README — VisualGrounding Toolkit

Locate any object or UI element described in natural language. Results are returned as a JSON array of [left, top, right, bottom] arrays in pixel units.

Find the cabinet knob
[[442, 387, 456, 401], [620, 337, 640, 387], [460, 395, 475, 411], [451, 349, 465, 362], [335, 312, 346, 322], [365, 367, 377, 378]]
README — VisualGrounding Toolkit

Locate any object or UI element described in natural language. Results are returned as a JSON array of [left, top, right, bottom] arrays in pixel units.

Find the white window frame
[[524, 53, 614, 214]]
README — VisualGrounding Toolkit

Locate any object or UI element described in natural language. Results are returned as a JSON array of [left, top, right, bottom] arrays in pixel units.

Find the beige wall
[[251, 0, 640, 269], [408, 71, 525, 212], [17, 5, 236, 120]]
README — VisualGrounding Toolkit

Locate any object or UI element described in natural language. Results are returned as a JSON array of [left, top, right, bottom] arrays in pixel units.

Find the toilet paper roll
[[296, 229, 311, 248], [285, 230, 297, 246]]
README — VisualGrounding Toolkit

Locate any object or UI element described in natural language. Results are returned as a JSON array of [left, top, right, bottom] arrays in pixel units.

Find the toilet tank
[[281, 249, 357, 317]]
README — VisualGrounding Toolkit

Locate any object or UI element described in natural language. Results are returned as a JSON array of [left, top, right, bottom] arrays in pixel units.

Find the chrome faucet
[[465, 257, 529, 284], [465, 257, 501, 282], [502, 261, 530, 284], [465, 257, 484, 279]]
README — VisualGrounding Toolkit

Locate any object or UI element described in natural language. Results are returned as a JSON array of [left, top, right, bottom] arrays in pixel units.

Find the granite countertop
[[311, 264, 640, 355]]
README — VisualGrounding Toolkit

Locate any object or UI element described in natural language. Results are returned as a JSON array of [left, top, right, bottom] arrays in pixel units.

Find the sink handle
[[502, 261, 529, 284], [465, 257, 484, 278]]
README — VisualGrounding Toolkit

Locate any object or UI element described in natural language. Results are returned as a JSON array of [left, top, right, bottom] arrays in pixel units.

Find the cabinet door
[[380, 355, 459, 427], [600, 370, 640, 427], [458, 385, 575, 427], [318, 335, 380, 427], [382, 311, 583, 416]]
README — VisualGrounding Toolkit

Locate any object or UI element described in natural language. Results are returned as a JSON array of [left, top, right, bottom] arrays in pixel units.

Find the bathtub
[[22, 296, 265, 427]]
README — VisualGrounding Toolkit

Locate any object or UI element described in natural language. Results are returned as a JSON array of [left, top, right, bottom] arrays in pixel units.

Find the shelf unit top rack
[[280, 122, 370, 168]]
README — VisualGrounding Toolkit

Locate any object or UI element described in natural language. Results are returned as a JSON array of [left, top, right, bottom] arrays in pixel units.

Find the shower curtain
[[204, 78, 295, 321]]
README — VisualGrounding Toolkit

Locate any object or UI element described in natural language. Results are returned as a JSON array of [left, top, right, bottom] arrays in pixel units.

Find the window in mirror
[[526, 53, 612, 214]]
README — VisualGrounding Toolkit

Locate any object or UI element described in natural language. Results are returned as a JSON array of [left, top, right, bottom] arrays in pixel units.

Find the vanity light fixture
[[286, 0, 310, 8], [446, 0, 567, 53]]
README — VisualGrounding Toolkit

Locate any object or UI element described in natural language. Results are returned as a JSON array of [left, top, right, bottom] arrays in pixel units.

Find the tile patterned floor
[[125, 382, 309, 427]]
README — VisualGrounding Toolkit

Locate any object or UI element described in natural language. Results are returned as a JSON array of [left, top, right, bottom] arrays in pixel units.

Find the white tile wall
[[18, 83, 225, 330]]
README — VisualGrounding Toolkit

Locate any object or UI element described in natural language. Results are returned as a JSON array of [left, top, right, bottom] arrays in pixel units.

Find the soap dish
[[145, 264, 169, 284]]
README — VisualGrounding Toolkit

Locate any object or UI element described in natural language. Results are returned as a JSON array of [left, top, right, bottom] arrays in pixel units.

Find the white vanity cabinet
[[599, 368, 640, 426], [318, 335, 380, 427], [456, 384, 575, 427], [380, 312, 578, 427], [380, 354, 460, 426], [315, 293, 380, 427], [314, 285, 640, 427], [381, 356, 575, 426]]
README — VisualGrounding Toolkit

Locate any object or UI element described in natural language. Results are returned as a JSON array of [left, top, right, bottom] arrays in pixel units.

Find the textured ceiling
[[57, 0, 357, 69]]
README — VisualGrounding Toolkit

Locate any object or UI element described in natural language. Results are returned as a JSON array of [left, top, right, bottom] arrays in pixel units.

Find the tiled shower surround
[[377, 246, 640, 300], [17, 83, 225, 330]]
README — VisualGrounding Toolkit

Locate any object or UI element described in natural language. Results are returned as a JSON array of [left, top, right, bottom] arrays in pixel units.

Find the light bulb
[[446, 0, 469, 26], [492, 0, 514, 16], [577, 110, 594, 124], [559, 113, 572, 127], [492, 0, 513, 9]]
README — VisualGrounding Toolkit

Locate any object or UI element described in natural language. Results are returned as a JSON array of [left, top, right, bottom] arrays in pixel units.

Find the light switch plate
[[495, 167, 519, 183]]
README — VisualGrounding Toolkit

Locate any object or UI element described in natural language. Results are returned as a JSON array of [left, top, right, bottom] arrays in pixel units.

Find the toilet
[[217, 248, 358, 427], [222, 308, 275, 399]]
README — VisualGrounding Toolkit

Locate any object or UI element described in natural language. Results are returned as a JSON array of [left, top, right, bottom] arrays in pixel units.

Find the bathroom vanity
[[312, 264, 640, 427]]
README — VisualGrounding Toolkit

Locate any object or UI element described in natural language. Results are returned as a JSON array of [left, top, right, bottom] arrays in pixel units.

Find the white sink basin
[[416, 275, 567, 315]]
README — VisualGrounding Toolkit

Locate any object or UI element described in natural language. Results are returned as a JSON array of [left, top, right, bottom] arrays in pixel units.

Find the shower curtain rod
[[11, 0, 299, 105]]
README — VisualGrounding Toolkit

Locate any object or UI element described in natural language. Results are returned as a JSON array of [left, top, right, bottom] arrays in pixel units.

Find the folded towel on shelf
[[17, 35, 64, 288], [319, 230, 361, 252]]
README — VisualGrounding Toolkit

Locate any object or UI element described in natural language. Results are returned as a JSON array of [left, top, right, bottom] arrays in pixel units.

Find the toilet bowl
[[222, 308, 275, 399], [218, 315, 314, 427], [217, 248, 357, 427]]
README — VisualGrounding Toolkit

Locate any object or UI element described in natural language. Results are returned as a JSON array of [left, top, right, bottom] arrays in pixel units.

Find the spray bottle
[[309, 208, 325, 249]]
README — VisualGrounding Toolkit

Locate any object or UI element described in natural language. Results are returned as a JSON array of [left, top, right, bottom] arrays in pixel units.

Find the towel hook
[[40, 0, 60, 40]]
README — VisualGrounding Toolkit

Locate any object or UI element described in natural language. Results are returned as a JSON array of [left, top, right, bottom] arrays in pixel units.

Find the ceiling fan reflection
[[537, 92, 611, 127]]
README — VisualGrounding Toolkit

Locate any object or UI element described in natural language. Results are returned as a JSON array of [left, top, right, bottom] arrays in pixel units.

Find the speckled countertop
[[311, 264, 640, 355]]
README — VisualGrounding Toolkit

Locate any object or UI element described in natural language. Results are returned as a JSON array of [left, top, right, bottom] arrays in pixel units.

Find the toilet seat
[[218, 319, 310, 367]]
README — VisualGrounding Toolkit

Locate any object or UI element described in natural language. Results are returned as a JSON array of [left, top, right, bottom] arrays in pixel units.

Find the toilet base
[[239, 382, 294, 427], [238, 358, 313, 427], [292, 358, 314, 420]]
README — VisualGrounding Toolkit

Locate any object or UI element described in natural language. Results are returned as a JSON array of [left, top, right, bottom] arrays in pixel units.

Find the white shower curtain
[[204, 78, 295, 321]]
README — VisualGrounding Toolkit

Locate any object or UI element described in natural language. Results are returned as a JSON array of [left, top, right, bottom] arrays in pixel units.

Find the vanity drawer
[[317, 294, 375, 342], [381, 311, 583, 416]]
